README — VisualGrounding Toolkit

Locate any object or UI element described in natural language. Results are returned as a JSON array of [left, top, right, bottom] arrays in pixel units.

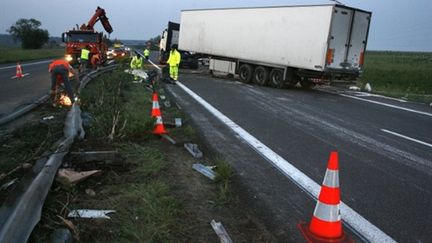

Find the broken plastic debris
[[364, 83, 372, 92], [192, 163, 217, 180], [184, 143, 203, 158], [210, 220, 233, 243], [160, 95, 166, 100], [0, 178, 18, 190], [349, 86, 360, 91], [56, 169, 101, 187], [164, 101, 171, 108], [161, 134, 177, 145], [175, 118, 182, 127], [68, 209, 115, 219], [43, 115, 55, 121]]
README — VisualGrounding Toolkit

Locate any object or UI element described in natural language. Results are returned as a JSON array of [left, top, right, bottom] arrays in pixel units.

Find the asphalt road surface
[[164, 69, 432, 242], [0, 60, 53, 117]]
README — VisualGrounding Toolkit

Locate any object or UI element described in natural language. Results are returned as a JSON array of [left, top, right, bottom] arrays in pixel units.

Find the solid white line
[[175, 81, 395, 243], [0, 60, 52, 70], [10, 73, 30, 79], [340, 94, 432, 118], [381, 129, 432, 148]]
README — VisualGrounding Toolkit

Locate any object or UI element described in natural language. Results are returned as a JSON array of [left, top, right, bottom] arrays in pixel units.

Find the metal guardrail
[[0, 64, 117, 243]]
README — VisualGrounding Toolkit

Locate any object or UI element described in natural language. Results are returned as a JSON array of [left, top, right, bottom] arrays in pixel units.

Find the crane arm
[[85, 6, 113, 34]]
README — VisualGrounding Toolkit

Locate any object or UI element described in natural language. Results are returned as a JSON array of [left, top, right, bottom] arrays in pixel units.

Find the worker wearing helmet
[[130, 52, 143, 81], [48, 59, 80, 105], [143, 48, 150, 60], [167, 44, 181, 81]]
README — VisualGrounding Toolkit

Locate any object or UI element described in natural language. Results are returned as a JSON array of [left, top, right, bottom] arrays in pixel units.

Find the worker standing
[[143, 47, 150, 60], [167, 44, 181, 81], [79, 45, 90, 73], [48, 59, 80, 105], [130, 52, 143, 81]]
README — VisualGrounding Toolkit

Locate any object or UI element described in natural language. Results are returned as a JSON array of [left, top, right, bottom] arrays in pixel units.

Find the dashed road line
[[339, 94, 432, 118], [381, 129, 432, 148]]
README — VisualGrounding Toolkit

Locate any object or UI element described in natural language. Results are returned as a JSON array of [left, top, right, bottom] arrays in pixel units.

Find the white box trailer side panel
[[179, 6, 334, 71]]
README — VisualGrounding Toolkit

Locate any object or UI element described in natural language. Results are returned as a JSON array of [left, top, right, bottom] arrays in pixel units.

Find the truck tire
[[300, 78, 315, 89], [269, 68, 285, 88], [253, 66, 269, 86], [239, 64, 253, 83]]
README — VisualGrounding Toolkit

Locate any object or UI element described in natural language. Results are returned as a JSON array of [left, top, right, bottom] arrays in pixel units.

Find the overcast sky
[[1, 0, 431, 51]]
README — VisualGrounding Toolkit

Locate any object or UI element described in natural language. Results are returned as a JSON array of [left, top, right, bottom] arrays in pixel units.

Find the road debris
[[210, 220, 233, 243], [164, 100, 171, 108], [42, 115, 55, 121], [0, 178, 18, 191], [364, 82, 372, 92], [56, 169, 101, 187], [349, 86, 361, 91], [184, 143, 203, 158], [161, 134, 177, 145], [85, 188, 96, 196], [192, 163, 217, 180], [68, 209, 115, 219]]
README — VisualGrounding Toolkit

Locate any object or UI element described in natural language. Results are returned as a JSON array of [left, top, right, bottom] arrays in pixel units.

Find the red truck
[[62, 7, 113, 67]]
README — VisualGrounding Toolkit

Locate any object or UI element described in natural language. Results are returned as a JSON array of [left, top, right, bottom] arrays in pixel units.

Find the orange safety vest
[[49, 60, 69, 72]]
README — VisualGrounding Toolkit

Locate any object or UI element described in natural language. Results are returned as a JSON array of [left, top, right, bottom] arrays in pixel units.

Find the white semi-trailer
[[179, 4, 372, 88]]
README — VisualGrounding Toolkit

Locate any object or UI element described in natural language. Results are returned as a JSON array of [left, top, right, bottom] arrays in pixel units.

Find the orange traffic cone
[[298, 152, 353, 243], [151, 92, 161, 117], [15, 62, 23, 78], [151, 92, 168, 135]]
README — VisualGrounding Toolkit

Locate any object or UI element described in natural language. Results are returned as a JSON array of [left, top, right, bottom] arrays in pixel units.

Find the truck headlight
[[65, 54, 73, 62]]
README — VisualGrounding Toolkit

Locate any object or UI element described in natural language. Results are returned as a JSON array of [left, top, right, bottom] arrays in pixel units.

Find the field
[[360, 51, 432, 102], [0, 46, 64, 64]]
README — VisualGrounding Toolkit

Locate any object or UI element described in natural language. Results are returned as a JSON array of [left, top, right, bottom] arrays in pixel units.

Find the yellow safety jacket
[[167, 49, 181, 66], [130, 56, 143, 69], [80, 48, 90, 60], [144, 49, 150, 57]]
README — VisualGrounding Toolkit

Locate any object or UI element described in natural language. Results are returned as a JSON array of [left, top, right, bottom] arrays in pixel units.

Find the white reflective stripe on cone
[[156, 116, 163, 124], [153, 101, 160, 109], [323, 169, 339, 188], [313, 201, 341, 222]]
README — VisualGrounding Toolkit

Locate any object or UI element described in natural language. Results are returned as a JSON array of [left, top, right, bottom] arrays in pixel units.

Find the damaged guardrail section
[[0, 65, 116, 243]]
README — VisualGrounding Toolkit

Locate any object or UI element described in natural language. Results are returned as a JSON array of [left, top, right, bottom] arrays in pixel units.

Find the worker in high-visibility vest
[[130, 52, 143, 81], [79, 46, 90, 73], [143, 48, 150, 60], [167, 44, 181, 81], [48, 59, 80, 106]]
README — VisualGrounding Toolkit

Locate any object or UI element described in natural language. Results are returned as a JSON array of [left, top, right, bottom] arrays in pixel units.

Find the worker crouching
[[167, 44, 181, 81], [48, 59, 80, 106]]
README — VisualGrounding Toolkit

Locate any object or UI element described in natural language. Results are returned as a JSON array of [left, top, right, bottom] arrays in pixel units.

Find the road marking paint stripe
[[339, 94, 432, 117], [175, 81, 395, 243], [0, 60, 52, 70], [11, 73, 30, 79], [381, 129, 432, 148]]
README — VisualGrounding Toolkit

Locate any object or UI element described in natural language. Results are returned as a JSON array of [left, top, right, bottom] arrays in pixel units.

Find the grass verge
[[0, 46, 64, 64], [359, 51, 432, 102]]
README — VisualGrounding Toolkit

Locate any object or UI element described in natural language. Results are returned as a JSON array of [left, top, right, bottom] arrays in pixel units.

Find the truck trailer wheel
[[253, 66, 269, 86], [239, 64, 253, 83], [269, 68, 285, 88]]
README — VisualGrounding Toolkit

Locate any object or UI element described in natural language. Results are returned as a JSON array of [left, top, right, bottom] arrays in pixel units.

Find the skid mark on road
[[175, 81, 395, 243]]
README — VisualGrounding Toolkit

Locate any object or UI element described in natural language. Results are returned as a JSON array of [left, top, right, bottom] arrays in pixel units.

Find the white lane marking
[[381, 129, 432, 148], [175, 81, 395, 243], [0, 60, 52, 70], [340, 94, 432, 118], [349, 91, 408, 103], [11, 73, 30, 79]]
